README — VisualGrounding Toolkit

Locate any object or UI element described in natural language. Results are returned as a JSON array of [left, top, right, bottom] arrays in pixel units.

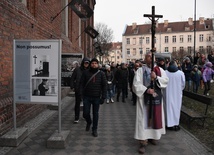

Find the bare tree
[[94, 22, 114, 63], [172, 50, 188, 62]]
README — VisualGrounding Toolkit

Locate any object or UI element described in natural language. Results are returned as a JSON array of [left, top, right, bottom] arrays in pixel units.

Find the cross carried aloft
[[144, 6, 163, 53], [143, 6, 163, 127]]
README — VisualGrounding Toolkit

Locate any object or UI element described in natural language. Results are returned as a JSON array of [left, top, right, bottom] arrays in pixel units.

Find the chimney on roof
[[188, 18, 193, 25], [132, 22, 137, 30], [199, 17, 204, 24], [164, 20, 168, 27]]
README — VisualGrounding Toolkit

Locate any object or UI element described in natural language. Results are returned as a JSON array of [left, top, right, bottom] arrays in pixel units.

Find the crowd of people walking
[[69, 50, 214, 154]]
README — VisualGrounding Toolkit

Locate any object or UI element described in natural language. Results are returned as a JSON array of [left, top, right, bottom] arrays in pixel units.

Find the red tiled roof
[[110, 42, 122, 50], [123, 19, 213, 36]]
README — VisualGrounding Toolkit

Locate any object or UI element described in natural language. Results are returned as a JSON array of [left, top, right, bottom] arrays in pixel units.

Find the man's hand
[[151, 71, 157, 80], [146, 88, 155, 95]]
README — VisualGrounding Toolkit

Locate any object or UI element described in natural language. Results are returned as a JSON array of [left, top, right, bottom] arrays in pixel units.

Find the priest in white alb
[[132, 53, 169, 154]]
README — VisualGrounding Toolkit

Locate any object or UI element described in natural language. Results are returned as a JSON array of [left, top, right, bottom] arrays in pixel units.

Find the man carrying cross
[[132, 6, 169, 154]]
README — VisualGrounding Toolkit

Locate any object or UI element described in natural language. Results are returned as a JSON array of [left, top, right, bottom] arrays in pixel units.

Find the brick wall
[[0, 0, 94, 135]]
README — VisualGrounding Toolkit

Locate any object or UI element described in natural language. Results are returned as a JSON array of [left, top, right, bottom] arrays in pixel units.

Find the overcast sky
[[94, 0, 214, 42]]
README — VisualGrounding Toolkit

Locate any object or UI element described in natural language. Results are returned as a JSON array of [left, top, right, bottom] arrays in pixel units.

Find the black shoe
[[92, 130, 98, 137], [174, 125, 180, 131], [122, 99, 125, 103], [166, 126, 174, 130], [86, 123, 91, 131]]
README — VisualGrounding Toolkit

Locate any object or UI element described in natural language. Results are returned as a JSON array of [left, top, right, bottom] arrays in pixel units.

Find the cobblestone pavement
[[0, 96, 213, 155]]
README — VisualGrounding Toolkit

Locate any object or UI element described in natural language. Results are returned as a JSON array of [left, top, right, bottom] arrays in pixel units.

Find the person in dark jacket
[[80, 58, 107, 137], [70, 57, 90, 123], [156, 57, 166, 70], [38, 79, 49, 96], [115, 63, 129, 103], [182, 57, 192, 91], [191, 65, 202, 93]]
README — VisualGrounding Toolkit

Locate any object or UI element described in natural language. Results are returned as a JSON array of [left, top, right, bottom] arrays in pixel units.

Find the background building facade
[[106, 42, 122, 64], [122, 17, 214, 63]]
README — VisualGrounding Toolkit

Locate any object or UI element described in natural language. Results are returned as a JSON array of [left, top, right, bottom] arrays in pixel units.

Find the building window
[[139, 48, 143, 54], [165, 36, 168, 43], [188, 35, 192, 42], [165, 47, 169, 52], [180, 35, 183, 43], [127, 49, 130, 55], [133, 38, 136, 45], [199, 34, 204, 42], [126, 38, 130, 44], [117, 56, 120, 59], [207, 46, 212, 53], [180, 47, 184, 51], [172, 36, 176, 43], [187, 46, 192, 53], [133, 48, 136, 56], [146, 37, 150, 44], [139, 37, 143, 44], [172, 47, 176, 52], [207, 34, 211, 42], [146, 48, 150, 53], [199, 46, 203, 52]]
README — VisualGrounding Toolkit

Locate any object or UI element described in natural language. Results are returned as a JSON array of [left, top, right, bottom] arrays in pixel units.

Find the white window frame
[[165, 36, 168, 43], [172, 36, 176, 43], [199, 34, 204, 42], [126, 38, 130, 44], [188, 35, 192, 42]]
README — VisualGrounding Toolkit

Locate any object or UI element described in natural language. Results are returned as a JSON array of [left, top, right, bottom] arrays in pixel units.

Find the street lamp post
[[193, 0, 196, 60], [140, 36, 143, 60]]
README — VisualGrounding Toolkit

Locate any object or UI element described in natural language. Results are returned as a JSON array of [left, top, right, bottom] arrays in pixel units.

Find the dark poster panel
[[61, 53, 83, 87]]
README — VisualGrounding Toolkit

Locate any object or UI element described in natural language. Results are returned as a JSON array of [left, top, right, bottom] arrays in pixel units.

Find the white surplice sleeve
[[132, 68, 147, 98]]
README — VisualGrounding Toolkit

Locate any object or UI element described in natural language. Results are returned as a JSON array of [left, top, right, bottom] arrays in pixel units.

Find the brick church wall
[[0, 0, 89, 135]]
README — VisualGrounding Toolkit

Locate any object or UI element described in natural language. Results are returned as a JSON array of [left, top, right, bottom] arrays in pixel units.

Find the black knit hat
[[90, 58, 99, 64], [158, 57, 165, 62]]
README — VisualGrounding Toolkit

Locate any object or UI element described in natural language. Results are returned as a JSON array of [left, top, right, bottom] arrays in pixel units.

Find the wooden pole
[[144, 6, 163, 127]]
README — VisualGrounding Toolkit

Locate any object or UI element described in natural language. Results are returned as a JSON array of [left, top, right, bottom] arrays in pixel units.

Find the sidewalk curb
[[0, 96, 74, 155]]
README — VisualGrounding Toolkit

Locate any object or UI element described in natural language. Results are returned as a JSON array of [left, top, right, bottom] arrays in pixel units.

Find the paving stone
[[0, 96, 213, 155]]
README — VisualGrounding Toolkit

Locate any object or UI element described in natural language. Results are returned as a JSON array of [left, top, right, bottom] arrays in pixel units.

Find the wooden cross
[[143, 6, 163, 127], [144, 6, 163, 53], [33, 55, 37, 64]]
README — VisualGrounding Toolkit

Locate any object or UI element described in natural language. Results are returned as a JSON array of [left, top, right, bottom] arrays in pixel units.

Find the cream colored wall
[[123, 29, 214, 62]]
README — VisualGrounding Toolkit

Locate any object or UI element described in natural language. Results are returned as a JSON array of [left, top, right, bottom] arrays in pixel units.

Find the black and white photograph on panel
[[32, 78, 58, 96], [61, 53, 83, 87], [31, 55, 50, 77]]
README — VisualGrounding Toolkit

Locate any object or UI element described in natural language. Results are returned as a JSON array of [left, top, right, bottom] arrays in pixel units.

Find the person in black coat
[[181, 57, 192, 91], [38, 79, 49, 96], [115, 63, 129, 102], [80, 58, 107, 137], [70, 57, 90, 123]]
